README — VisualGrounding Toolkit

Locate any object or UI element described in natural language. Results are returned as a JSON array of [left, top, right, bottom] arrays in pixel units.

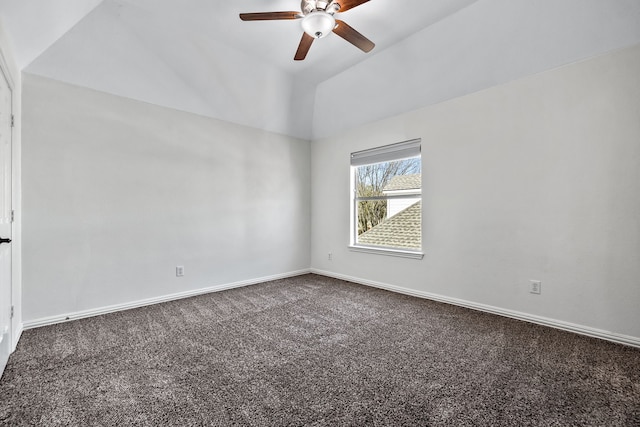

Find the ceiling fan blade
[[331, 0, 370, 12], [333, 20, 375, 53], [294, 33, 315, 61], [239, 12, 301, 21]]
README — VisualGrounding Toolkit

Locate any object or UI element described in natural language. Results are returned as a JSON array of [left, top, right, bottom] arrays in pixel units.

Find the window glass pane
[[356, 200, 387, 235], [355, 158, 421, 198], [353, 156, 422, 251]]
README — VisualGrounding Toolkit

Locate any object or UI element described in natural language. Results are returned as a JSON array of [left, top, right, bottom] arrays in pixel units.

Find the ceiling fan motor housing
[[301, 0, 339, 15]]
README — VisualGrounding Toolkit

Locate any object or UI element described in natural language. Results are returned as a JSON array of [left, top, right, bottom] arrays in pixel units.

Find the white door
[[0, 65, 12, 377]]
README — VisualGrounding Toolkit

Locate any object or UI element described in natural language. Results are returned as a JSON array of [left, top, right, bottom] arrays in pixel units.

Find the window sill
[[348, 245, 424, 260]]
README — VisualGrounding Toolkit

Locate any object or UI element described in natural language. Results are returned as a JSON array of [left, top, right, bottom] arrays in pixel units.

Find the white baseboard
[[21, 267, 640, 349], [23, 269, 311, 330], [311, 268, 640, 349]]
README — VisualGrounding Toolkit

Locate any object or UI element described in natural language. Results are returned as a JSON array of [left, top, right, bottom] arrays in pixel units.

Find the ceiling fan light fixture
[[301, 11, 336, 39]]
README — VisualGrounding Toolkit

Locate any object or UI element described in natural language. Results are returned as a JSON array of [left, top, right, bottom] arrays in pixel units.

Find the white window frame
[[349, 139, 424, 259]]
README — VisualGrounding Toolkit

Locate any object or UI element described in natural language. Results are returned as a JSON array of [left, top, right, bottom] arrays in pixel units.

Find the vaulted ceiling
[[1, 0, 478, 76], [1, 0, 640, 139]]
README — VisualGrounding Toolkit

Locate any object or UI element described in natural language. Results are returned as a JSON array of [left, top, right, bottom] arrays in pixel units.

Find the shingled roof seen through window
[[357, 201, 421, 250], [383, 174, 421, 192]]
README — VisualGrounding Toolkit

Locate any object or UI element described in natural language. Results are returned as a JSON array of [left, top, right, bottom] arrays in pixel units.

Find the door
[[0, 65, 12, 378]]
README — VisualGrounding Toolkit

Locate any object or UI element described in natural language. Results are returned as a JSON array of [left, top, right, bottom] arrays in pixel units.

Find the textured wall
[[22, 74, 311, 321]]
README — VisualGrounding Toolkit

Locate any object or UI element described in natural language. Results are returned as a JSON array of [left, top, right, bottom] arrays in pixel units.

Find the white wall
[[311, 44, 640, 341], [0, 17, 22, 349], [22, 74, 311, 322]]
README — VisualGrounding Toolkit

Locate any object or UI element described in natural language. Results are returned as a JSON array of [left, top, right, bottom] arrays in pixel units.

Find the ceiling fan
[[240, 0, 375, 61]]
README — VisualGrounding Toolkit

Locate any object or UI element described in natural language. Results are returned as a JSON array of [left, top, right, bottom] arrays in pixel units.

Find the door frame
[[0, 43, 18, 353]]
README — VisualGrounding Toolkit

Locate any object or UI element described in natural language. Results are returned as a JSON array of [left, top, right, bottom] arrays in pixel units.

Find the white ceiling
[[1, 0, 640, 139], [0, 0, 104, 69], [1, 0, 478, 79]]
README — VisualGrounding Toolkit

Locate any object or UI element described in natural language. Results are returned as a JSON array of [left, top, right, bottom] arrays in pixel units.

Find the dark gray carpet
[[1, 274, 639, 426]]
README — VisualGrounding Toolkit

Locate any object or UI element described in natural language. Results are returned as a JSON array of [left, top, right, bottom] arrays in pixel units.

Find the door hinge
[[10, 306, 13, 319], [10, 115, 14, 128], [10, 210, 14, 222]]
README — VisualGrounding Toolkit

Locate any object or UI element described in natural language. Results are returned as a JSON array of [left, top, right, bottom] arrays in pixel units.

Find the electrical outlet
[[176, 266, 185, 277], [530, 280, 541, 294], [328, 252, 332, 261]]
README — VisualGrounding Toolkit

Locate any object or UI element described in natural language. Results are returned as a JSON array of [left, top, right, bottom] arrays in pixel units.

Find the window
[[350, 139, 423, 259]]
